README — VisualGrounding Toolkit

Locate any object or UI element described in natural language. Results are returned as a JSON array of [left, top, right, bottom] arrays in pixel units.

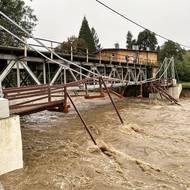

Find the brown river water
[[1, 96, 190, 190]]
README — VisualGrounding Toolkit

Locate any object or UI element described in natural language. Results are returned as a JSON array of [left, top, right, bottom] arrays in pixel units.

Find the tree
[[78, 17, 96, 55], [91, 27, 101, 51], [137, 29, 158, 51], [0, 0, 37, 46], [177, 54, 190, 82], [56, 36, 87, 55], [159, 40, 185, 62], [159, 40, 188, 81], [126, 31, 133, 49]]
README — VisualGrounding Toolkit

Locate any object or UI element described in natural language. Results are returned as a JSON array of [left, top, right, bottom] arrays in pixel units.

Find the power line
[[96, 0, 190, 49]]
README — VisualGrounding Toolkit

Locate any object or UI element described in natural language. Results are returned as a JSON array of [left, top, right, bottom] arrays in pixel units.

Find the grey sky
[[26, 0, 190, 49]]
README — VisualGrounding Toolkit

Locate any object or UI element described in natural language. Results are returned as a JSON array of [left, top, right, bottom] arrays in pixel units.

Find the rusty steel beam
[[9, 96, 49, 109], [100, 77, 124, 125], [66, 92, 97, 146], [10, 101, 53, 109], [85, 94, 105, 99], [7, 92, 49, 100], [11, 100, 65, 116], [3, 84, 48, 93], [108, 89, 124, 99]]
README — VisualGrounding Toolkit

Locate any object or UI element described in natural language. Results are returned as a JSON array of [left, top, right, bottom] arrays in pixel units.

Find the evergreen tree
[[91, 27, 101, 51], [0, 0, 37, 46], [137, 29, 158, 51], [126, 31, 133, 49], [78, 17, 96, 54], [131, 39, 137, 47]]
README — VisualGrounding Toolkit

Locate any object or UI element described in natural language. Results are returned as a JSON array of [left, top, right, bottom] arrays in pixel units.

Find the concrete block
[[0, 182, 4, 190], [167, 84, 182, 100], [0, 115, 23, 176], [0, 98, 9, 119]]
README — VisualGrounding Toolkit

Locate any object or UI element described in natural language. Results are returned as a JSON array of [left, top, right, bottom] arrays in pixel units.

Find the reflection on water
[[1, 97, 190, 190]]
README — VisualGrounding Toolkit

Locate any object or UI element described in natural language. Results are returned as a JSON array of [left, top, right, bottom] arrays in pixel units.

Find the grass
[[179, 82, 190, 87]]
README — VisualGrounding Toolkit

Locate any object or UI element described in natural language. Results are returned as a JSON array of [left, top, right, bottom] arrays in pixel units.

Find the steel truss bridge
[[0, 11, 177, 124]]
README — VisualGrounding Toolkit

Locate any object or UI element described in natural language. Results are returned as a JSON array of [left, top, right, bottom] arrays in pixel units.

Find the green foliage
[[0, 0, 37, 46], [176, 51, 190, 82], [91, 27, 101, 51], [158, 40, 189, 81], [159, 40, 185, 62], [78, 17, 96, 55], [56, 36, 87, 55], [137, 29, 158, 51]]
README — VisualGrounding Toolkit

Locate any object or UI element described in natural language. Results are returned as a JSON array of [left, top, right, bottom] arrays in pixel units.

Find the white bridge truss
[[0, 10, 176, 97]]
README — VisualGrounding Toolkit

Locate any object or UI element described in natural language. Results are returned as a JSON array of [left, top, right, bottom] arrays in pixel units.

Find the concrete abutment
[[0, 98, 23, 176]]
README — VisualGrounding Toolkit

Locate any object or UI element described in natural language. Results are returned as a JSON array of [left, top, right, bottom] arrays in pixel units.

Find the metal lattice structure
[[0, 11, 177, 117]]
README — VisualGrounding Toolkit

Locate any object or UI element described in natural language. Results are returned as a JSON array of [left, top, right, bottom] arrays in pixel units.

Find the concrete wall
[[0, 98, 9, 119], [0, 182, 4, 190], [167, 84, 182, 100], [0, 115, 23, 176]]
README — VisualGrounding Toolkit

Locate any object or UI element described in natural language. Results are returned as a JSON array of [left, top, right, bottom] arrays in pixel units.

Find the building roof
[[97, 48, 157, 54]]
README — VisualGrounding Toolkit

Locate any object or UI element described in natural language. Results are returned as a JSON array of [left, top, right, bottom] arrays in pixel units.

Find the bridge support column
[[167, 84, 182, 100], [0, 98, 23, 176]]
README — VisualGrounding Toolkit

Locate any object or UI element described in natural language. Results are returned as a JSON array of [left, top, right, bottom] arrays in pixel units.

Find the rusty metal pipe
[[9, 96, 49, 108], [66, 92, 97, 146], [100, 77, 124, 125]]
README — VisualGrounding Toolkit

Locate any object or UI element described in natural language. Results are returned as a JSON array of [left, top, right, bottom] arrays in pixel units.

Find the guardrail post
[[99, 77, 104, 97], [63, 86, 69, 113], [24, 39, 27, 58], [71, 46, 73, 61], [86, 48, 89, 63], [16, 62, 20, 87], [50, 41, 53, 60], [99, 51, 102, 64], [43, 62, 46, 84], [85, 82, 89, 97], [48, 85, 51, 102]]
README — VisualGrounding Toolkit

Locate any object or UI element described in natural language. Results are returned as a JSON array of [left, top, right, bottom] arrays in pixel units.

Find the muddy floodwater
[[1, 97, 190, 190]]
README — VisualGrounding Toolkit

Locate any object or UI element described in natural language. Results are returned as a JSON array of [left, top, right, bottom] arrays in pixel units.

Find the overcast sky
[[26, 0, 190, 49]]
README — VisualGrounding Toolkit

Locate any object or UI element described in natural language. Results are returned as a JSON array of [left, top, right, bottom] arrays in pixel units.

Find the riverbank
[[0, 97, 190, 189]]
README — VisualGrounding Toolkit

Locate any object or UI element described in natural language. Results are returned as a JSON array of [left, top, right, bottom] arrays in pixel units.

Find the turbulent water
[[1, 97, 190, 190]]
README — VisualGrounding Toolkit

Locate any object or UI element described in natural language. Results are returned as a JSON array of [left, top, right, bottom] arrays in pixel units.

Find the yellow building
[[96, 48, 158, 65]]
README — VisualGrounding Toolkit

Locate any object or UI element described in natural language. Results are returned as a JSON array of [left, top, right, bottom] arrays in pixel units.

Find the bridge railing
[[2, 77, 102, 112], [26, 37, 156, 66], [3, 84, 67, 110]]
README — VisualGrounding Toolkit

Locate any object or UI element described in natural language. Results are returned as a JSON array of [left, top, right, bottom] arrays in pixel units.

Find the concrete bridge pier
[[167, 79, 182, 100], [0, 98, 23, 176]]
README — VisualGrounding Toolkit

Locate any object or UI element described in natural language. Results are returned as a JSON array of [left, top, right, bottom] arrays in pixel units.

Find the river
[[0, 97, 190, 190]]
